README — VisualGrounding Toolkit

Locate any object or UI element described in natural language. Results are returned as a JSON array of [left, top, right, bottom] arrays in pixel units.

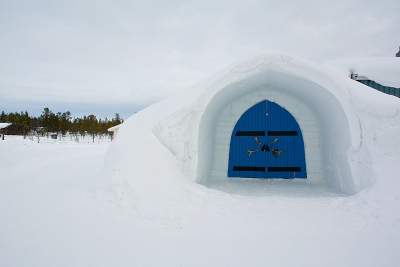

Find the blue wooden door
[[228, 100, 307, 179]]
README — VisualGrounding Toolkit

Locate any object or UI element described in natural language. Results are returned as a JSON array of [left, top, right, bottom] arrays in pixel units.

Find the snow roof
[[0, 123, 11, 129], [108, 124, 122, 132], [326, 57, 400, 88]]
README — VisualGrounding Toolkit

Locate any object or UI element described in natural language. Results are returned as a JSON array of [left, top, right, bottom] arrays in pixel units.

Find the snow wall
[[110, 54, 382, 195]]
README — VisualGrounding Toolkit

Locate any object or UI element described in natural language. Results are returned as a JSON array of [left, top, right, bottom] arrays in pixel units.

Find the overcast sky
[[1, 0, 399, 117]]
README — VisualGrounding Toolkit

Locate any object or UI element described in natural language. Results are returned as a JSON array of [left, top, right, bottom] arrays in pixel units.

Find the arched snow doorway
[[152, 54, 374, 195], [193, 66, 372, 195], [228, 100, 307, 179]]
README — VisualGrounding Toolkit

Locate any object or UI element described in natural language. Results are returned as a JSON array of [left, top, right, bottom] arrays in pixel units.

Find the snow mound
[[107, 53, 400, 196]]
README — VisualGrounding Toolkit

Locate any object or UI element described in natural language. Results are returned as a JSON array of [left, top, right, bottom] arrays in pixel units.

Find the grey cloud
[[0, 0, 399, 112]]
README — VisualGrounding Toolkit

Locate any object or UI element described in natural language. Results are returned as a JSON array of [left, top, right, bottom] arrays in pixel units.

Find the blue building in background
[[350, 72, 400, 98]]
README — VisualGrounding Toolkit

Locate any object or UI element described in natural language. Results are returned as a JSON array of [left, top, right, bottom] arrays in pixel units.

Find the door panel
[[228, 100, 307, 179]]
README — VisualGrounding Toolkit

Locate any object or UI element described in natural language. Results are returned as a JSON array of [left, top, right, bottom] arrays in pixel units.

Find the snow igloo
[[119, 54, 374, 195]]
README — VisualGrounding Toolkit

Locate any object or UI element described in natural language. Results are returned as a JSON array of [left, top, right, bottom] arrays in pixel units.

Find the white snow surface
[[1, 54, 400, 266], [0, 123, 11, 129]]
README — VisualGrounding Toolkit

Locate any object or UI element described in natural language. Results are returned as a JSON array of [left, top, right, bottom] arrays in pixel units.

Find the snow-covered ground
[[1, 125, 399, 267]]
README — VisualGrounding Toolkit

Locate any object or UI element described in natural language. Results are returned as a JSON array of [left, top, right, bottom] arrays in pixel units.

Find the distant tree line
[[0, 108, 123, 137]]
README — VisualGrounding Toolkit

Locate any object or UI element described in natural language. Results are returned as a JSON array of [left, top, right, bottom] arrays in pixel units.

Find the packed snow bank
[[108, 53, 399, 196]]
